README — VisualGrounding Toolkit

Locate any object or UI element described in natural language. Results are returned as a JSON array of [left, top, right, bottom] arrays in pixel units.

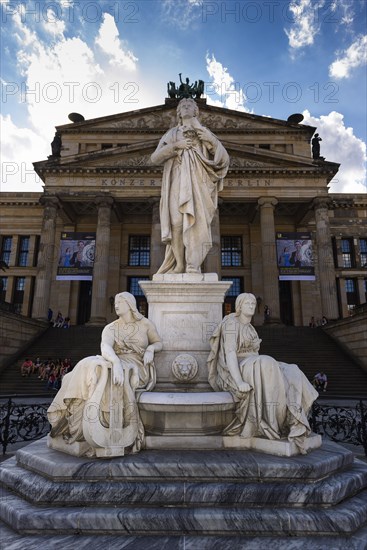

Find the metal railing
[[0, 395, 52, 454], [0, 395, 366, 456], [309, 398, 367, 456]]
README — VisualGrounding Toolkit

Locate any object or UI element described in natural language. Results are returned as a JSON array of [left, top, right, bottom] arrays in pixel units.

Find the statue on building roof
[[311, 133, 323, 160], [50, 131, 62, 158], [167, 75, 205, 99]]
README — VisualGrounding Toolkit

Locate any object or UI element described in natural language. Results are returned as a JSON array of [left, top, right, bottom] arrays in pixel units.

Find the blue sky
[[1, 0, 366, 192]]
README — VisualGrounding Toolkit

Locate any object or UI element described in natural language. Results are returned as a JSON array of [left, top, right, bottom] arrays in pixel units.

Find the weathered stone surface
[[0, 439, 366, 544]]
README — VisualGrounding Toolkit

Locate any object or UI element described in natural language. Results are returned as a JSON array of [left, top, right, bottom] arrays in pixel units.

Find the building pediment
[[34, 99, 338, 187], [56, 101, 315, 137]]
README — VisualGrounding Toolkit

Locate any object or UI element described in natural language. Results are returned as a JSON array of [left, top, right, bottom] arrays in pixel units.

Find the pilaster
[[32, 196, 60, 321], [313, 197, 339, 320], [88, 196, 113, 325], [258, 197, 280, 322]]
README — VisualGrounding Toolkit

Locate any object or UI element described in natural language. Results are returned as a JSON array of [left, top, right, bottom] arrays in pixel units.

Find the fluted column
[[88, 196, 113, 325], [313, 197, 339, 320], [32, 196, 59, 320], [258, 197, 280, 322]]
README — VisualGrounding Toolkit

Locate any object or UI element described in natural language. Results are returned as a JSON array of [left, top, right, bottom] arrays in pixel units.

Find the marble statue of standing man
[[151, 98, 229, 274]]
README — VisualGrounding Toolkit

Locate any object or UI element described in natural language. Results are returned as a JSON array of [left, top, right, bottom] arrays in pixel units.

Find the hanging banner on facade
[[276, 232, 315, 281], [56, 232, 96, 281]]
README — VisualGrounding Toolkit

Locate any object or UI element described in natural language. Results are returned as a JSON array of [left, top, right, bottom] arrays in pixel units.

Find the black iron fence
[[0, 396, 51, 455], [309, 398, 367, 456], [0, 395, 366, 456]]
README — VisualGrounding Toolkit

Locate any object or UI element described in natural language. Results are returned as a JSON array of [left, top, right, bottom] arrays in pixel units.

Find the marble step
[[1, 457, 367, 508], [15, 439, 355, 482], [1, 485, 367, 536], [2, 521, 367, 550]]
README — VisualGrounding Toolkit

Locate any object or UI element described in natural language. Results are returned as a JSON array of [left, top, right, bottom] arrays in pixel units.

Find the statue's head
[[177, 98, 199, 124], [114, 291, 142, 320], [235, 293, 257, 317]]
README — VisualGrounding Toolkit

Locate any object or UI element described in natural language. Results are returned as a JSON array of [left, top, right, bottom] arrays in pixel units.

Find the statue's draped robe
[[207, 315, 318, 453], [151, 125, 229, 272], [48, 318, 156, 453]]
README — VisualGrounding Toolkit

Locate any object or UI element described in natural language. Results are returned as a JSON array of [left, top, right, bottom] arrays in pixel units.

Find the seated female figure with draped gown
[[207, 293, 318, 454], [47, 292, 162, 457]]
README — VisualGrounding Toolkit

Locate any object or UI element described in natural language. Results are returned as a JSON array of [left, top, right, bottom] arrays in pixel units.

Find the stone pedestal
[[1, 438, 367, 546], [139, 274, 231, 390]]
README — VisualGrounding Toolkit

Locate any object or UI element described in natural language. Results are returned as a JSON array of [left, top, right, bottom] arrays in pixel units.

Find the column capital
[[258, 196, 278, 208], [312, 196, 332, 211], [95, 195, 114, 209], [39, 195, 60, 209]]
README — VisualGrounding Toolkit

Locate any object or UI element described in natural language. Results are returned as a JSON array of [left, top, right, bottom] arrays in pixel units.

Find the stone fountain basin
[[139, 391, 235, 436]]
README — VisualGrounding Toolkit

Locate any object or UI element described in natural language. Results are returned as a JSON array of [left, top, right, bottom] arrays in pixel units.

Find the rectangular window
[[364, 279, 367, 303], [0, 277, 7, 302], [13, 276, 25, 314], [221, 236, 243, 267], [0, 236, 12, 266], [341, 238, 355, 268], [128, 236, 150, 267], [345, 278, 358, 313], [17, 236, 30, 267], [331, 237, 338, 267], [360, 238, 367, 268], [128, 276, 149, 316], [33, 235, 40, 267], [222, 277, 244, 315], [128, 276, 149, 296]]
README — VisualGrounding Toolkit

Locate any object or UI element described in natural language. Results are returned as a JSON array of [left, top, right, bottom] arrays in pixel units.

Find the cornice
[[35, 166, 339, 177], [58, 127, 311, 136], [0, 200, 42, 207]]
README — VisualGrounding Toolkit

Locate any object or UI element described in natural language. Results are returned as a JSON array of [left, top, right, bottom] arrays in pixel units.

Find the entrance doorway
[[77, 281, 92, 325], [279, 280, 293, 325]]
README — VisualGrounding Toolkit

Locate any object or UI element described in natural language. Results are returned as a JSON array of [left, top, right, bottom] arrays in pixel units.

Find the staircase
[[257, 326, 367, 398], [0, 326, 366, 398], [0, 326, 102, 396], [0, 438, 366, 546]]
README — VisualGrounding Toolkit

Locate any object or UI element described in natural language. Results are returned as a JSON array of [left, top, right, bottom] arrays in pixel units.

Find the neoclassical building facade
[[1, 99, 366, 326]]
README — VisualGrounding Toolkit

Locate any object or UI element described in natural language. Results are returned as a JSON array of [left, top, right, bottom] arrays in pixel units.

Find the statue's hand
[[112, 362, 124, 386], [143, 348, 154, 366], [196, 128, 216, 146], [237, 381, 252, 393], [175, 138, 192, 151]]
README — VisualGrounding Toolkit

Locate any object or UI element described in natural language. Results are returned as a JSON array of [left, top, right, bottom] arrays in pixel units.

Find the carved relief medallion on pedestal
[[172, 354, 198, 382]]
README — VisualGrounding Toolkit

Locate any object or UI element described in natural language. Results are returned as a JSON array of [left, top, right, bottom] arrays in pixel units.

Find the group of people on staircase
[[21, 357, 73, 390]]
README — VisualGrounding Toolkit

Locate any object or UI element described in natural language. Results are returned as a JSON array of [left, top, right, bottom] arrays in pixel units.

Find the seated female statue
[[48, 292, 162, 456], [207, 293, 318, 453]]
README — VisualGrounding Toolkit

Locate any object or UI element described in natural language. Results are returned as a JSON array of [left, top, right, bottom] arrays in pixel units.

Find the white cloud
[[8, 10, 143, 136], [0, 114, 47, 192], [161, 0, 202, 30], [329, 35, 367, 79], [95, 14, 138, 71], [330, 0, 355, 28], [302, 110, 366, 193], [1, 9, 163, 191], [42, 8, 66, 38], [205, 53, 249, 112], [284, 0, 324, 55]]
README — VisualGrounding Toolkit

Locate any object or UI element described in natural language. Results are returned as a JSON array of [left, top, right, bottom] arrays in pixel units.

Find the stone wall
[[323, 312, 367, 372], [0, 307, 48, 372]]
